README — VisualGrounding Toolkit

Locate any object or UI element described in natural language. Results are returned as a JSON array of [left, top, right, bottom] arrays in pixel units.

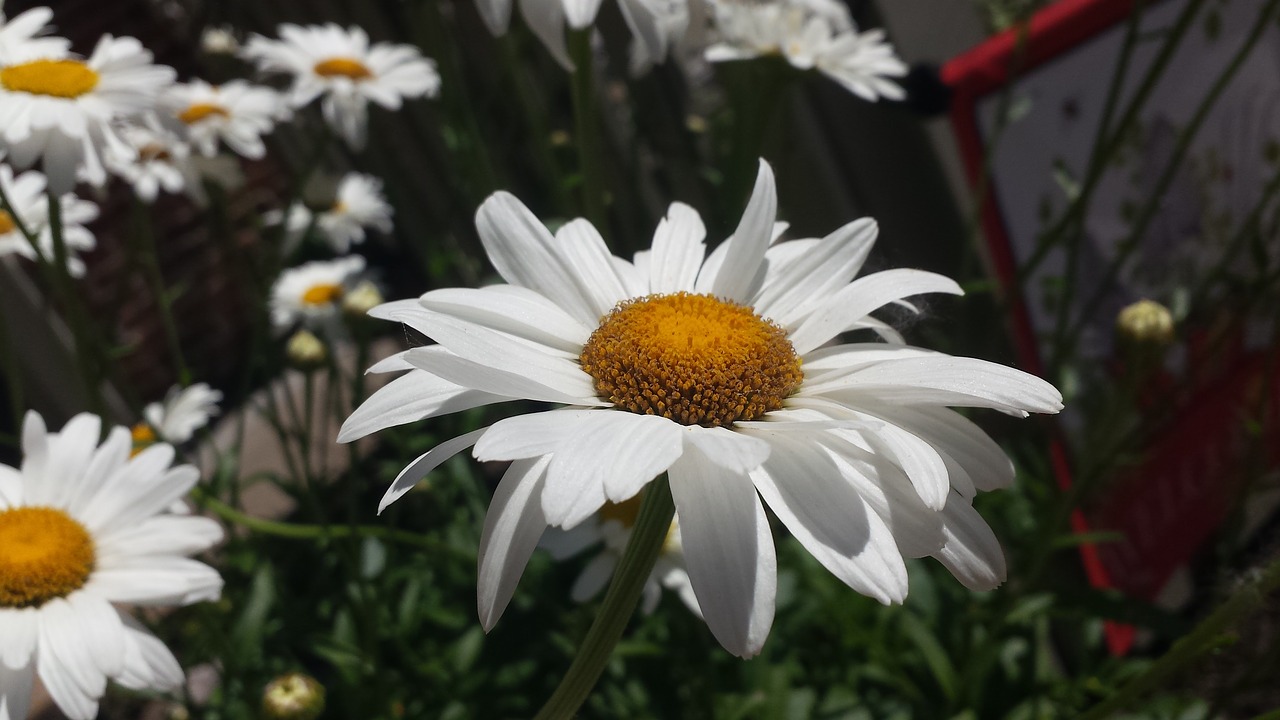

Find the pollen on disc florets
[[0, 59, 100, 98], [0, 506, 95, 607], [580, 292, 803, 427]]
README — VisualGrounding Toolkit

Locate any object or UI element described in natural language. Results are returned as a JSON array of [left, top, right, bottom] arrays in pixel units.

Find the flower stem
[[131, 197, 192, 386], [534, 476, 675, 720], [569, 29, 606, 229], [1078, 552, 1280, 719]]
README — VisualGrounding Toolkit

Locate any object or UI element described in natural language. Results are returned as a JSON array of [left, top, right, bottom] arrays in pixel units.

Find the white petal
[[858, 403, 1015, 492], [563, 0, 605, 27], [66, 592, 126, 679], [788, 269, 963, 354], [37, 600, 103, 719], [338, 362, 507, 443], [708, 160, 776, 302], [0, 657, 33, 720], [753, 217, 877, 324], [554, 219, 631, 317], [747, 435, 908, 603], [115, 613, 183, 692], [474, 0, 514, 34], [0, 608, 36, 670], [648, 202, 706, 293], [378, 428, 488, 513], [805, 356, 1064, 416], [0, 465, 21, 508], [800, 343, 937, 375], [935, 494, 1006, 590], [409, 347, 605, 406], [668, 444, 775, 658], [18, 411, 48, 497], [474, 191, 595, 322], [519, 0, 573, 69], [854, 420, 950, 511], [477, 457, 550, 630], [543, 413, 684, 527], [822, 436, 944, 558], [27, 413, 100, 507], [680, 425, 770, 474], [419, 285, 592, 351], [473, 408, 595, 461]]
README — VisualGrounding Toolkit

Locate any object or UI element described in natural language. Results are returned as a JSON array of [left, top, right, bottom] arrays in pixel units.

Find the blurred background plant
[[0, 0, 1277, 718]]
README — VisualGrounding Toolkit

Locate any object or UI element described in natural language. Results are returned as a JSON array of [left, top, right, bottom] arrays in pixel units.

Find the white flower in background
[[0, 411, 224, 720], [706, 0, 907, 102], [340, 159, 1062, 658], [265, 173, 393, 254], [0, 5, 70, 63], [0, 34, 176, 193], [163, 79, 288, 160], [134, 383, 223, 446], [0, 164, 97, 276], [241, 23, 440, 148], [106, 120, 192, 203], [199, 25, 239, 55], [270, 255, 366, 331], [474, 0, 676, 72], [544, 496, 701, 616]]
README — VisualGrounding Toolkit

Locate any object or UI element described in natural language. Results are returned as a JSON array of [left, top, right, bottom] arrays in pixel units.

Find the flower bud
[[1116, 299, 1175, 350], [201, 27, 239, 55], [286, 330, 327, 370], [342, 280, 384, 319], [261, 673, 325, 720]]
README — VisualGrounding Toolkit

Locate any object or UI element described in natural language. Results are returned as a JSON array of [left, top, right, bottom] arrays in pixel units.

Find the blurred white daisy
[[270, 255, 366, 331], [0, 34, 176, 193], [0, 411, 224, 720], [106, 119, 243, 206], [265, 172, 393, 254], [474, 0, 675, 72], [0, 6, 70, 63], [706, 0, 907, 102], [163, 79, 287, 160], [544, 495, 701, 616], [241, 23, 440, 148], [340, 159, 1062, 658], [131, 383, 223, 450], [0, 163, 98, 276]]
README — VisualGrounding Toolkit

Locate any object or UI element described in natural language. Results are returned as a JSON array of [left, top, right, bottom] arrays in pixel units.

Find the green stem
[[191, 487, 465, 555], [569, 29, 606, 229], [45, 190, 105, 415], [132, 198, 192, 386], [534, 476, 676, 720], [1078, 553, 1280, 719]]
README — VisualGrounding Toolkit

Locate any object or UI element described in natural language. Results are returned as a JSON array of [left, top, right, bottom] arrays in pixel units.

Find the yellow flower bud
[[261, 673, 325, 720], [342, 280, 384, 318], [1116, 299, 1175, 349], [286, 330, 327, 370]]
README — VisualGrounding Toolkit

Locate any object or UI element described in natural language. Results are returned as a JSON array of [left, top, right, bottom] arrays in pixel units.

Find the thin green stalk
[[190, 487, 467, 556], [1078, 553, 1280, 719], [534, 476, 675, 720], [45, 191, 105, 415], [1053, 0, 1280, 367], [131, 198, 192, 386], [0, 303, 24, 432], [569, 29, 606, 229], [1019, 0, 1206, 281]]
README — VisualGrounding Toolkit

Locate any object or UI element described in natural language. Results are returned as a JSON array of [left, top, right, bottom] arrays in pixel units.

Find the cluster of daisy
[[472, 0, 907, 101]]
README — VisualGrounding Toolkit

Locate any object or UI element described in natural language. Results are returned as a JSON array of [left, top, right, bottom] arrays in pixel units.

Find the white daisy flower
[[545, 496, 701, 617], [0, 34, 176, 193], [162, 79, 288, 160], [339, 160, 1063, 658], [105, 120, 192, 203], [134, 383, 223, 446], [0, 163, 98, 276], [241, 23, 440, 149], [706, 0, 907, 102], [0, 411, 224, 720], [0, 6, 70, 63], [266, 173, 393, 255], [270, 255, 367, 332], [474, 0, 676, 72]]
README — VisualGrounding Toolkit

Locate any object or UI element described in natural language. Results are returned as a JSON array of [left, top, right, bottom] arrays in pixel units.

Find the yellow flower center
[[0, 210, 16, 235], [0, 59, 100, 98], [580, 292, 802, 427], [302, 283, 344, 306], [0, 506, 95, 607], [313, 57, 372, 81], [131, 422, 157, 457], [178, 102, 229, 124]]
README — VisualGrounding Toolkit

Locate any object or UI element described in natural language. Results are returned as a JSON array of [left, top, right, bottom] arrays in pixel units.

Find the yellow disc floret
[[0, 507, 95, 607], [580, 292, 802, 427], [179, 102, 229, 124], [0, 210, 16, 236], [301, 283, 344, 306], [0, 59, 100, 98], [313, 57, 372, 80]]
